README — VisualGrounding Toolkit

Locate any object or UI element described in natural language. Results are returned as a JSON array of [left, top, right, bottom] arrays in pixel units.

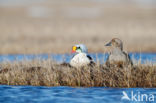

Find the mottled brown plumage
[[105, 38, 133, 67]]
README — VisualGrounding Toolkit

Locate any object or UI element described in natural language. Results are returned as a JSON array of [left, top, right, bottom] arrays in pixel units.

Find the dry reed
[[0, 59, 155, 87]]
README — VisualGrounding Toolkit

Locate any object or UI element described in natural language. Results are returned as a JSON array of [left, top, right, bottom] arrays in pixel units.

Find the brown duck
[[105, 38, 133, 67]]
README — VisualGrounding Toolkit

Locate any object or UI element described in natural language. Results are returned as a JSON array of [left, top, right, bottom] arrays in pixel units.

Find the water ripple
[[0, 85, 155, 103]]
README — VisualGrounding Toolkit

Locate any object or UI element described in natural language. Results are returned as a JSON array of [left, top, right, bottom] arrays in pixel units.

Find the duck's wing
[[123, 52, 133, 66], [87, 55, 95, 66], [87, 55, 93, 61], [105, 55, 110, 67]]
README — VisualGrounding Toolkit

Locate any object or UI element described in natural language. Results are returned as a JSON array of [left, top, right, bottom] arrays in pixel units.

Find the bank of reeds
[[0, 59, 155, 87]]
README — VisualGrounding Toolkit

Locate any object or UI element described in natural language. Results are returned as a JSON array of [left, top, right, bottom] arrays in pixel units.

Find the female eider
[[105, 38, 133, 67], [70, 44, 94, 68]]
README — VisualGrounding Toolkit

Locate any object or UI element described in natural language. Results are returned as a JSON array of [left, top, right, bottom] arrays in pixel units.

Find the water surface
[[0, 85, 155, 103], [0, 53, 155, 64]]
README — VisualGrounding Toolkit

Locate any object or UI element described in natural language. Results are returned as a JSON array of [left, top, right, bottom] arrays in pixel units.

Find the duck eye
[[77, 47, 81, 49]]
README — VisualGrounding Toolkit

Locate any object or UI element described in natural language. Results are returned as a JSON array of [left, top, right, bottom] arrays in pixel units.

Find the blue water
[[0, 85, 155, 103], [0, 53, 155, 64]]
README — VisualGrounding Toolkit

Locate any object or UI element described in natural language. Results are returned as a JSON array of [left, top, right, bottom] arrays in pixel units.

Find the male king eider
[[70, 44, 94, 68], [105, 38, 133, 67]]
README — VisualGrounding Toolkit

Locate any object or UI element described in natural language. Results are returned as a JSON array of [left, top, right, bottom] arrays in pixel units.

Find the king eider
[[70, 44, 94, 68]]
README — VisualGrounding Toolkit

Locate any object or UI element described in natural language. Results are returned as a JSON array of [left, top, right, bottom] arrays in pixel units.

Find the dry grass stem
[[0, 60, 155, 87]]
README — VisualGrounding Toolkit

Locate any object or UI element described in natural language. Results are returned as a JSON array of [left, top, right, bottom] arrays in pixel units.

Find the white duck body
[[70, 53, 91, 67], [69, 44, 94, 68]]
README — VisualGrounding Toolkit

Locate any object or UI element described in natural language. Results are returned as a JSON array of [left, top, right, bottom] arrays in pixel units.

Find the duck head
[[105, 38, 123, 50], [71, 44, 88, 53]]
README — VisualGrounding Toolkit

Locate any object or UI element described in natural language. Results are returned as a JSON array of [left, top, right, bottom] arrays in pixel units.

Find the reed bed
[[0, 59, 155, 87]]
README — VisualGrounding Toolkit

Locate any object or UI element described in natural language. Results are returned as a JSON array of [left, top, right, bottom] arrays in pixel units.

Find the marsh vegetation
[[0, 59, 155, 87]]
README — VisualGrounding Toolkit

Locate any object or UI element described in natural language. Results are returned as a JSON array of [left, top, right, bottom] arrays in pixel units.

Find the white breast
[[70, 53, 90, 67]]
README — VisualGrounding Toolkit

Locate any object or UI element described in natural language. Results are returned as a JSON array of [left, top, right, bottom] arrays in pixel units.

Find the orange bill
[[71, 46, 76, 53]]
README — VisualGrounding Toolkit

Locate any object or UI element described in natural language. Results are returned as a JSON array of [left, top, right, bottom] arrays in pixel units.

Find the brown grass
[[0, 59, 155, 87]]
